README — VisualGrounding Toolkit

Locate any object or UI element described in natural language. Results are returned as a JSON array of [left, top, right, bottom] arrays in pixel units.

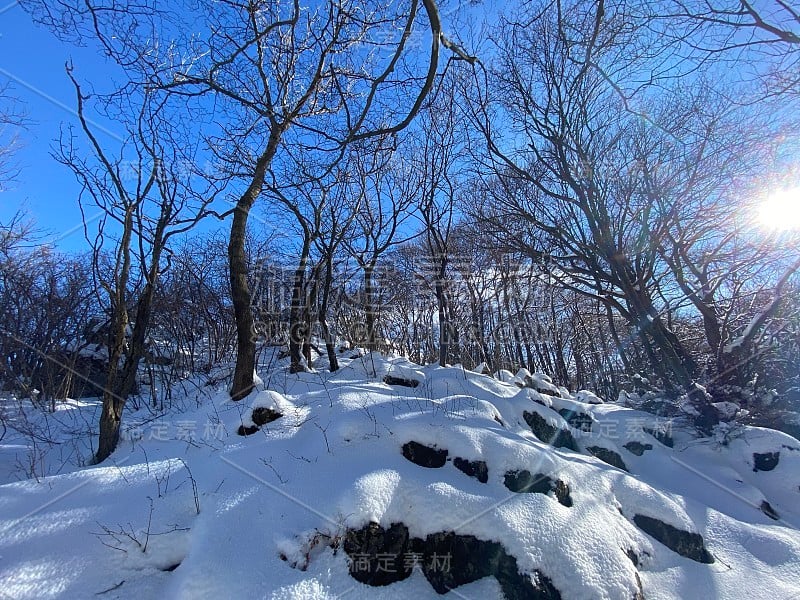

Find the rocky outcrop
[[237, 407, 283, 436], [632, 514, 714, 564], [503, 470, 573, 507], [623, 442, 653, 456], [343, 522, 562, 598], [753, 452, 780, 472], [586, 446, 628, 471], [453, 457, 489, 483], [523, 411, 579, 451], [402, 441, 448, 468]]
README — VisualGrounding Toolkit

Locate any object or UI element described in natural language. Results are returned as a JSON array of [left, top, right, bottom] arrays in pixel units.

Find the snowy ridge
[[1, 353, 799, 599]]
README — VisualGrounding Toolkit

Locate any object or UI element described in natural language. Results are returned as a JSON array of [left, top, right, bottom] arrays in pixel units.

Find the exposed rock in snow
[[343, 522, 563, 598], [452, 457, 489, 483], [401, 441, 448, 468], [522, 409, 580, 451], [586, 446, 629, 471], [383, 375, 420, 388], [753, 451, 780, 472], [503, 470, 573, 507], [2, 353, 799, 599], [631, 514, 714, 564], [623, 441, 653, 456]]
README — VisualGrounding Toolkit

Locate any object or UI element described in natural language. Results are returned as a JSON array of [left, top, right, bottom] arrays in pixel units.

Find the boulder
[[402, 441, 448, 468], [623, 442, 653, 456], [753, 451, 780, 472], [632, 514, 714, 564], [557, 408, 593, 432], [586, 446, 628, 471], [522, 411, 579, 451], [383, 375, 420, 388], [643, 427, 674, 448], [342, 522, 563, 599], [453, 457, 489, 483], [503, 470, 573, 507], [344, 522, 414, 586]]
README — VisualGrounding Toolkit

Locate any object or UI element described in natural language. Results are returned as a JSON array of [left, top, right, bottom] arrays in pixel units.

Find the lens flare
[[758, 187, 800, 231]]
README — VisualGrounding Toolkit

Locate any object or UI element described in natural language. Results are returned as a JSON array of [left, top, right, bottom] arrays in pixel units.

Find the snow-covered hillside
[[1, 353, 799, 599]]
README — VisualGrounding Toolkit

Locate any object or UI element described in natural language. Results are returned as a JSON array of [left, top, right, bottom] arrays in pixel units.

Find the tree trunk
[[95, 206, 133, 463], [229, 129, 282, 400], [435, 265, 449, 367], [320, 256, 339, 372], [364, 263, 377, 351], [96, 393, 124, 463], [289, 237, 312, 373], [229, 203, 258, 400]]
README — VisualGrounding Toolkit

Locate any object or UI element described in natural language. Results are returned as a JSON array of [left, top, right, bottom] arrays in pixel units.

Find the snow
[[576, 389, 605, 404], [723, 309, 768, 354], [1, 354, 799, 599]]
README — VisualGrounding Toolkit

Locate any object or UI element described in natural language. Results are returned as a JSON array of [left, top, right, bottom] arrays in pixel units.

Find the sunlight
[[758, 187, 800, 231]]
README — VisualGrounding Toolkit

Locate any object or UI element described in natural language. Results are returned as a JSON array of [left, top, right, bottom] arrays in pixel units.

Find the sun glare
[[758, 187, 800, 231]]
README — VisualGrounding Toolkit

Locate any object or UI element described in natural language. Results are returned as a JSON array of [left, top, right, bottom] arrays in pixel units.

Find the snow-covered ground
[[1, 352, 799, 599]]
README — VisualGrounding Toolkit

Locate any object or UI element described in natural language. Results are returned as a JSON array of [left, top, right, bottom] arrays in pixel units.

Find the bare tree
[[644, 0, 800, 98], [58, 71, 218, 462], [405, 70, 474, 367], [468, 0, 727, 424], [26, 0, 475, 399], [0, 213, 95, 404], [0, 84, 25, 191], [344, 142, 416, 352]]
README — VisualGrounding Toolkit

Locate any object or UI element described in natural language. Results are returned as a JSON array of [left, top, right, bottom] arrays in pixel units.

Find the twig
[[95, 580, 125, 595]]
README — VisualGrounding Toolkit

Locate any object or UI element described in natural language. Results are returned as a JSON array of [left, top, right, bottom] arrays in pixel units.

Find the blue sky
[[0, 0, 459, 255], [0, 3, 123, 252]]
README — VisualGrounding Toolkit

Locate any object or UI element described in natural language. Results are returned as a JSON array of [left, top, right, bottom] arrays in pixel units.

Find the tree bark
[[319, 256, 339, 372], [363, 263, 377, 351], [229, 128, 283, 401], [289, 235, 312, 373]]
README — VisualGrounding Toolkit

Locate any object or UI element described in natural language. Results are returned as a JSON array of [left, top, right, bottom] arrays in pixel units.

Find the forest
[[1, 0, 799, 463]]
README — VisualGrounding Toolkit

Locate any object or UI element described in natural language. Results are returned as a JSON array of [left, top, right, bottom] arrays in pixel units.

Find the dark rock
[[586, 446, 628, 471], [760, 500, 780, 520], [402, 441, 448, 468], [753, 451, 780, 472], [691, 398, 722, 436], [643, 427, 674, 448], [453, 457, 489, 483], [162, 562, 181, 572], [623, 442, 653, 456], [237, 424, 260, 436], [550, 479, 573, 508], [343, 522, 562, 599], [383, 375, 420, 388], [344, 522, 414, 586], [557, 409, 593, 432], [625, 548, 639, 567], [504, 470, 573, 507], [522, 411, 579, 451], [632, 514, 714, 564], [252, 406, 283, 426], [419, 531, 561, 600], [530, 396, 549, 408], [533, 385, 562, 398], [237, 406, 283, 436]]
